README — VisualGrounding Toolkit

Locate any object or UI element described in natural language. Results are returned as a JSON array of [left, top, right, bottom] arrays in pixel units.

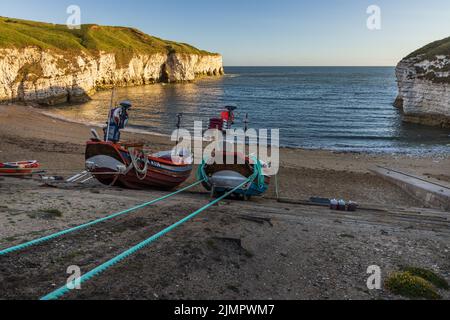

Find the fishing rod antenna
[[175, 113, 183, 148], [244, 113, 249, 132], [176, 113, 183, 130], [105, 87, 116, 142]]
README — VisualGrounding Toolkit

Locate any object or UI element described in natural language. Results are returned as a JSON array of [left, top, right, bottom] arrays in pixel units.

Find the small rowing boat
[[0, 160, 40, 176], [198, 152, 270, 200]]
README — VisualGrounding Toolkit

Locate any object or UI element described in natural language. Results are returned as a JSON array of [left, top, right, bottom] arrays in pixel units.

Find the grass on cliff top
[[406, 36, 450, 60], [0, 16, 217, 59]]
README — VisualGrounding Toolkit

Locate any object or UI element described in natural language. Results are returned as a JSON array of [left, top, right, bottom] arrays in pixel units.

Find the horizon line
[[223, 65, 396, 68]]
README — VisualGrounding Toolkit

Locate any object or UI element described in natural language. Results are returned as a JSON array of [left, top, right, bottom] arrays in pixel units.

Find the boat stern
[[85, 142, 128, 175]]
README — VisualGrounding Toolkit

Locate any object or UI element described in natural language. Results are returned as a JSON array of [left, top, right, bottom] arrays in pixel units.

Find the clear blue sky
[[1, 0, 450, 66]]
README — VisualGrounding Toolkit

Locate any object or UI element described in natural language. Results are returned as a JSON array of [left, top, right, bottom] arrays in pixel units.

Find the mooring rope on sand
[[0, 180, 205, 256], [40, 177, 254, 301]]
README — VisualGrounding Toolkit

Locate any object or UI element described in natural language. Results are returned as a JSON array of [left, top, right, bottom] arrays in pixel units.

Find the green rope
[[250, 156, 265, 189], [198, 155, 265, 190], [40, 177, 253, 301], [196, 159, 207, 182], [0, 180, 205, 256]]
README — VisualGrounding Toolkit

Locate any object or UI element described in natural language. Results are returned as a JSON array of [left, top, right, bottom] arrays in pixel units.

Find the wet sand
[[0, 104, 449, 300]]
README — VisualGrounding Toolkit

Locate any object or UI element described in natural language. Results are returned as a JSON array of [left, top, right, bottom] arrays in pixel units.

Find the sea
[[46, 67, 450, 155]]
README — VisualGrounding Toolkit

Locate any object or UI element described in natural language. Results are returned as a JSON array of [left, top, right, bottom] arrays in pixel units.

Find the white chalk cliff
[[0, 48, 224, 105], [395, 38, 450, 128]]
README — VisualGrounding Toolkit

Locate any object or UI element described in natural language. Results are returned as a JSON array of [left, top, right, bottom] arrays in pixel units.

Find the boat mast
[[244, 113, 249, 132], [105, 87, 116, 142], [175, 113, 183, 152]]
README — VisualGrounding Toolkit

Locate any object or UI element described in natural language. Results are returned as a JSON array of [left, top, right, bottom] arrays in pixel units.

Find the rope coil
[[128, 148, 149, 181]]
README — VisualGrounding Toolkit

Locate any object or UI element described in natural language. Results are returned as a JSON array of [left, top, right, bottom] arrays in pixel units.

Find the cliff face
[[0, 48, 224, 105], [0, 17, 224, 105], [395, 38, 450, 128]]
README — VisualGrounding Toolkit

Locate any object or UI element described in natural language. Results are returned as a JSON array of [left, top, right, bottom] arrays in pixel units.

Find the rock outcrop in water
[[0, 17, 224, 105], [395, 37, 450, 128]]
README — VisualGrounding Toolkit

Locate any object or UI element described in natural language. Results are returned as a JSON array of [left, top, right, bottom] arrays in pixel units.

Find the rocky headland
[[0, 17, 224, 105], [395, 37, 450, 128]]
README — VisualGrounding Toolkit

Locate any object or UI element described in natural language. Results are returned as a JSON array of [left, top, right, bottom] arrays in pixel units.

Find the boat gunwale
[[86, 141, 192, 167]]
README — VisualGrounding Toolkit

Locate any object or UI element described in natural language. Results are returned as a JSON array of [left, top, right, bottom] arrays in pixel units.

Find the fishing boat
[[0, 160, 40, 176], [197, 152, 270, 200], [85, 141, 193, 190]]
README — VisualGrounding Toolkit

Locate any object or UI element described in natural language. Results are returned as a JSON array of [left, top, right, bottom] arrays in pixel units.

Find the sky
[[1, 0, 450, 66]]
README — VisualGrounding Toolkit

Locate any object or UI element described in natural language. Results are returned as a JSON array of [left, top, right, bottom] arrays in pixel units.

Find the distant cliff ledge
[[395, 37, 450, 128], [0, 17, 224, 105]]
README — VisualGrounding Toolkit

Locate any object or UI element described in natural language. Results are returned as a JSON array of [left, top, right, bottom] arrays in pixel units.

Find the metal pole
[[244, 113, 249, 132], [275, 173, 280, 200], [105, 87, 115, 142], [174, 113, 183, 155], [175, 113, 183, 145]]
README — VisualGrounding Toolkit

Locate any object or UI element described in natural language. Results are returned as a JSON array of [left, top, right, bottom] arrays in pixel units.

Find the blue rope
[[0, 180, 205, 256], [40, 178, 253, 301]]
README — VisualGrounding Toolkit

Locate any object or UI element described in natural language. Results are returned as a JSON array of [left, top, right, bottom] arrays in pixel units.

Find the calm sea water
[[47, 67, 450, 154]]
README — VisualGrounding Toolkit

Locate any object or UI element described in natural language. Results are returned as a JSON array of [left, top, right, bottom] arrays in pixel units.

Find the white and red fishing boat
[[0, 160, 40, 176], [85, 141, 193, 190], [84, 99, 193, 190]]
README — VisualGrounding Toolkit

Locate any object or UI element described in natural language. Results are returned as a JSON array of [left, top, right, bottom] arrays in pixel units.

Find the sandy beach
[[0, 104, 449, 300]]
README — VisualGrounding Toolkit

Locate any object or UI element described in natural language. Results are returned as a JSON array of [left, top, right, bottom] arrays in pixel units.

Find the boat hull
[[85, 142, 192, 190], [0, 161, 39, 176], [198, 153, 270, 198]]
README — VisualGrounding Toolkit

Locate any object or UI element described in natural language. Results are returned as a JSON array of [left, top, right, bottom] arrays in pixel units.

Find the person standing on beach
[[104, 101, 132, 143]]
